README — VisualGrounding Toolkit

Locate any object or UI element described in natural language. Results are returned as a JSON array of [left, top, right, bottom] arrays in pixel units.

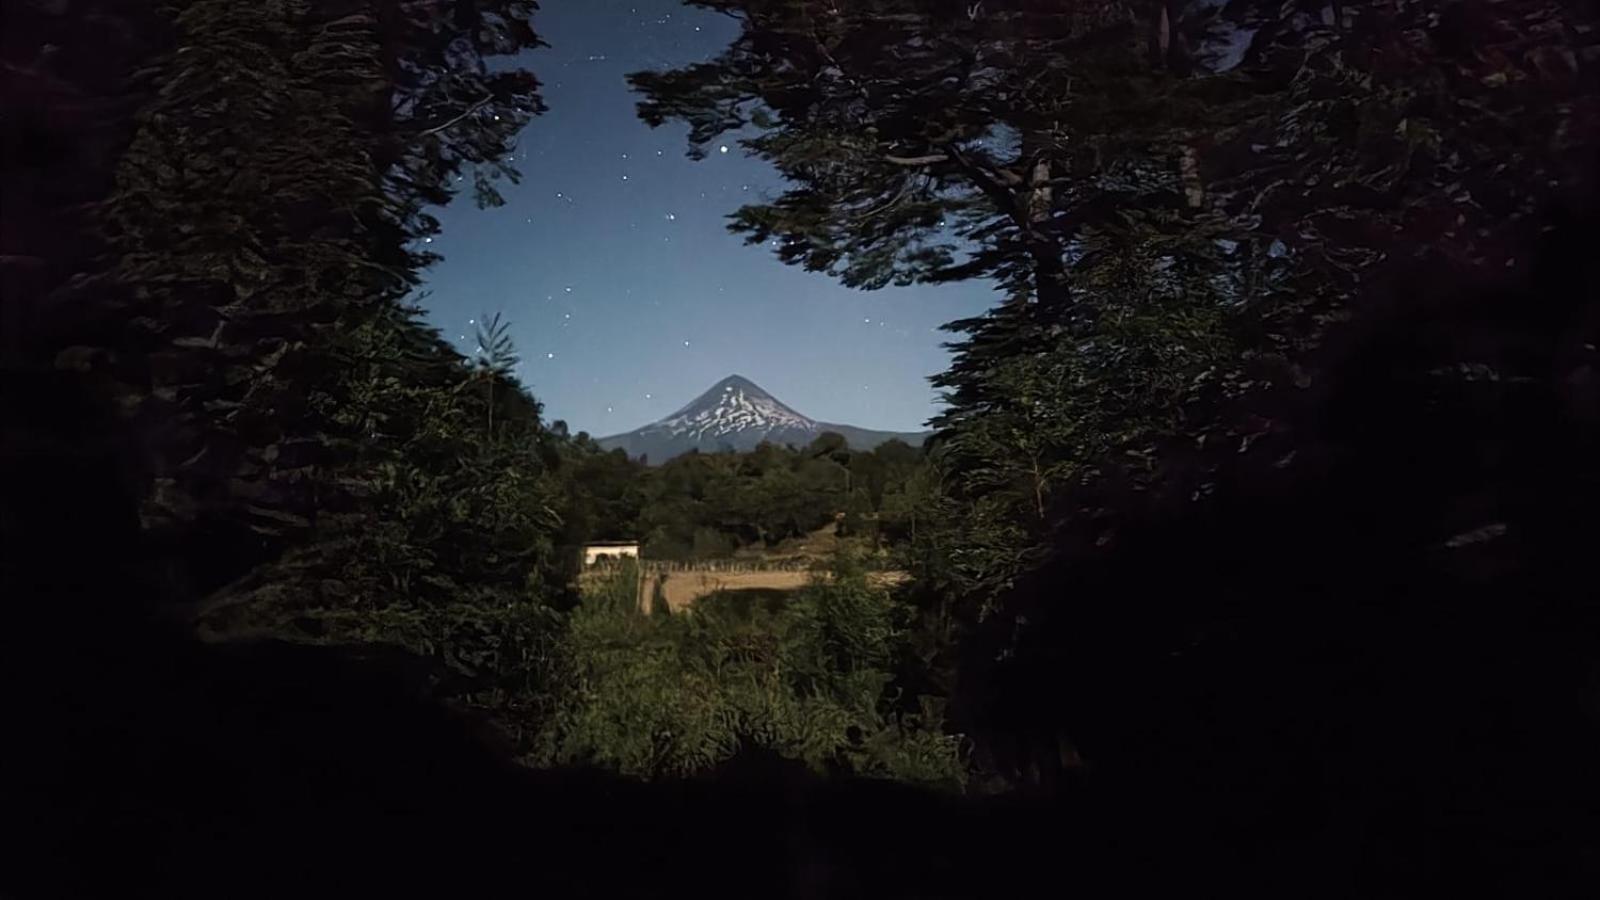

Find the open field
[[637, 567, 909, 612], [577, 523, 907, 611], [653, 569, 810, 611]]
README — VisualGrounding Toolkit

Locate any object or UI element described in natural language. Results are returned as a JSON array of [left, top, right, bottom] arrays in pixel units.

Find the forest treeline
[[5, 0, 1598, 895], [557, 429, 928, 559]]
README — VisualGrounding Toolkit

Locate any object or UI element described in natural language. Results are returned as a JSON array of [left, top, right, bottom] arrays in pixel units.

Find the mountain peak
[[710, 373, 770, 398], [596, 376, 928, 463], [665, 375, 814, 430]]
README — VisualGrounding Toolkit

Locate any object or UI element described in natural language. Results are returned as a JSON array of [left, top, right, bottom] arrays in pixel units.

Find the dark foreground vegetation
[[4, 1, 1598, 897]]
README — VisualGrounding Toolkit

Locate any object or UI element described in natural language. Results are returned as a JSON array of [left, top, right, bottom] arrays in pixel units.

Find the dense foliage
[[557, 430, 927, 559], [10, 8, 1596, 889], [10, 0, 577, 751], [632, 0, 1600, 790], [9, 0, 950, 776], [532, 558, 964, 785]]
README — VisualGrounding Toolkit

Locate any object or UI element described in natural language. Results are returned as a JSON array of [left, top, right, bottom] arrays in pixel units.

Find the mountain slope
[[596, 375, 927, 462]]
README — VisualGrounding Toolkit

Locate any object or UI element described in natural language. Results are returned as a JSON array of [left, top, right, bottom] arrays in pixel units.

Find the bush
[[530, 557, 965, 788]]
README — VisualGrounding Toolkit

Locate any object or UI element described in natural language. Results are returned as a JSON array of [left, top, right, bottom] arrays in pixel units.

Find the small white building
[[582, 541, 640, 566]]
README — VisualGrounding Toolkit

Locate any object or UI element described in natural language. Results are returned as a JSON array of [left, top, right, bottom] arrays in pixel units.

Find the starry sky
[[418, 0, 996, 436]]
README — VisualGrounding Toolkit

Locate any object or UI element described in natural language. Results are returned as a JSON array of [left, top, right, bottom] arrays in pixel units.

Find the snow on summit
[[658, 375, 819, 440], [595, 374, 927, 464]]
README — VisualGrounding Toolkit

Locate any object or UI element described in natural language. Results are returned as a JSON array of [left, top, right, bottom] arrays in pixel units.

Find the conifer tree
[[473, 311, 522, 438]]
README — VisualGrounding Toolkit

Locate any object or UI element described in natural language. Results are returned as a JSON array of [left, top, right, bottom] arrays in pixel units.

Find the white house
[[582, 541, 640, 566]]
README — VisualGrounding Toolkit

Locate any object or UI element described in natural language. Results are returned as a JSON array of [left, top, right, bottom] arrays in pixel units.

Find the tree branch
[[853, 180, 912, 221], [415, 93, 494, 137], [943, 145, 1017, 211], [884, 153, 950, 167]]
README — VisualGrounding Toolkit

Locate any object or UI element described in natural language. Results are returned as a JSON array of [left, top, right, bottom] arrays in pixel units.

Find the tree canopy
[[10, 5, 1597, 884], [632, 0, 1600, 802], [632, 0, 1600, 608]]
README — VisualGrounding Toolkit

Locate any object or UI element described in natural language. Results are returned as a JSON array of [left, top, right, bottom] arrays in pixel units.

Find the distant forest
[[5, 1, 1597, 897], [558, 429, 927, 560]]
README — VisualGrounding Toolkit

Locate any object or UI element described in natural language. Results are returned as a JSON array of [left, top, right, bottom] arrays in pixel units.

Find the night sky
[[418, 0, 995, 436]]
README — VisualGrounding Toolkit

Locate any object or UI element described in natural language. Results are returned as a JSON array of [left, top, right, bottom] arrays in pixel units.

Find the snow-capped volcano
[[596, 375, 927, 463], [659, 375, 819, 440]]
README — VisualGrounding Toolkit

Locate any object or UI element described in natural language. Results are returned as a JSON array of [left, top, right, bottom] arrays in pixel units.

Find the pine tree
[[473, 311, 522, 438]]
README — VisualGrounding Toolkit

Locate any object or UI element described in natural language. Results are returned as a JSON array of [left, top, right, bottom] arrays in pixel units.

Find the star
[[407, 6, 987, 438]]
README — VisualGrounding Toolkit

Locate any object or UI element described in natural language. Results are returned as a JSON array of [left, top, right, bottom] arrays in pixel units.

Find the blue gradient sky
[[417, 0, 996, 435]]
